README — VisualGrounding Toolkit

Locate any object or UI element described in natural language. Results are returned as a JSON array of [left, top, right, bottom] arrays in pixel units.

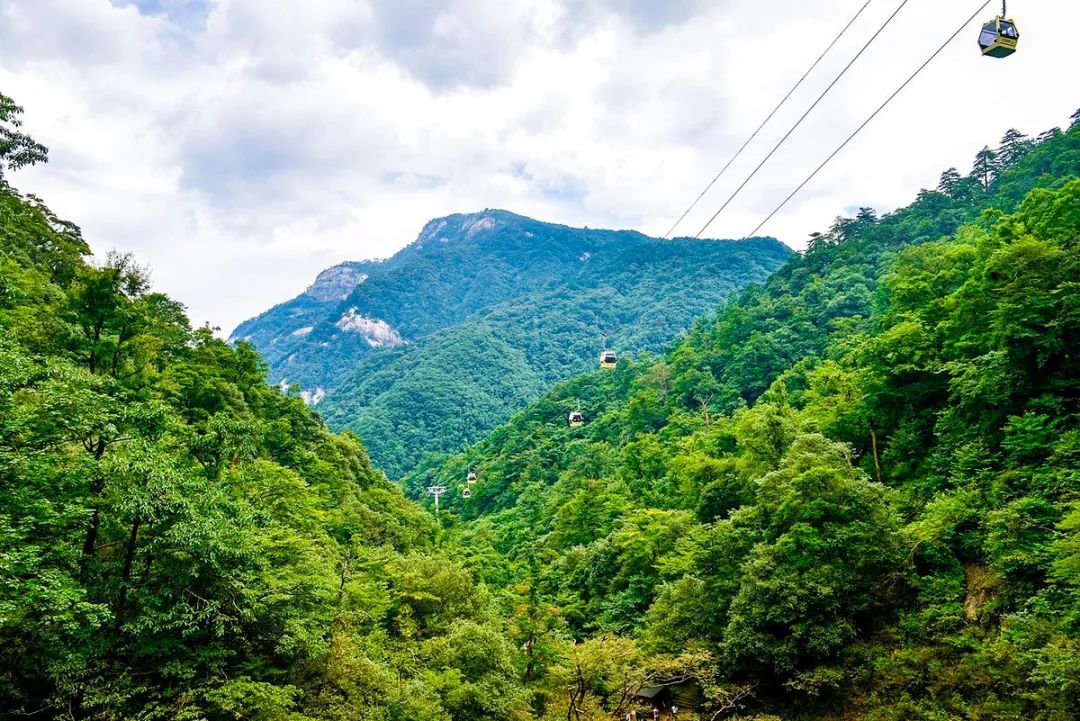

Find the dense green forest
[[0, 94, 521, 721], [3, 87, 1079, 721], [320, 233, 789, 478], [236, 211, 790, 479], [411, 110, 1080, 719]]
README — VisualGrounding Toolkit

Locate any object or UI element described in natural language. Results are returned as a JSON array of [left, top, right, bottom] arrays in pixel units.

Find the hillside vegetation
[[411, 112, 1080, 719], [3, 87, 1079, 721], [0, 94, 524, 721], [234, 212, 790, 477]]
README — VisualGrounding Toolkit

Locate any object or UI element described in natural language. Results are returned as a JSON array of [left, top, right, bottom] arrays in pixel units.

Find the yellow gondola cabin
[[979, 15, 1019, 58]]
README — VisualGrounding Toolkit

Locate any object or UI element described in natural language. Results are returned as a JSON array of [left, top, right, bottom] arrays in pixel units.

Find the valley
[[2, 83, 1078, 721]]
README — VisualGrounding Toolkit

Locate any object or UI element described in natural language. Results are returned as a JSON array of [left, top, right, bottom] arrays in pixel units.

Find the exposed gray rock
[[305, 264, 368, 301]]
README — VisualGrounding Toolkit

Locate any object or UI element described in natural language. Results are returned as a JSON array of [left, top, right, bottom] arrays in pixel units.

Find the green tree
[[0, 92, 47, 180], [972, 145, 1000, 191], [722, 435, 904, 675], [937, 167, 962, 195], [997, 128, 1034, 168]]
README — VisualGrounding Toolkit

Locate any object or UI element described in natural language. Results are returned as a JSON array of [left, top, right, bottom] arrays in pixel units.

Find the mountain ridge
[[231, 208, 792, 386], [232, 209, 793, 475]]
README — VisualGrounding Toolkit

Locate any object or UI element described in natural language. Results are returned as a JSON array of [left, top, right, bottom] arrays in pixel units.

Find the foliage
[[5, 92, 1080, 721], [0, 92, 48, 180], [236, 211, 791, 478], [0, 102, 510, 721], [415, 113, 1080, 719]]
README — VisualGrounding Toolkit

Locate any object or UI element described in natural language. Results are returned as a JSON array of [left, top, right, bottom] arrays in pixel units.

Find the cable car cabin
[[979, 17, 1019, 58], [599, 350, 617, 369], [568, 411, 584, 428], [467, 471, 477, 484], [462, 487, 472, 499]]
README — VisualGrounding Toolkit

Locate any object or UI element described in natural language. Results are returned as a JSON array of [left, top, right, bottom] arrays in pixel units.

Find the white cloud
[[1, 0, 1077, 333]]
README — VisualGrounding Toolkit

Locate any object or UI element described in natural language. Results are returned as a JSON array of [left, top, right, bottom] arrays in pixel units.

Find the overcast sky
[[1, 0, 1076, 332]]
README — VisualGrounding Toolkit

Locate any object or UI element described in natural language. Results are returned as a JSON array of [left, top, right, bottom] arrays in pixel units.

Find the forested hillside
[[412, 112, 1080, 719], [235, 212, 790, 478], [322, 233, 789, 477], [0, 94, 522, 721], [4, 85, 1079, 721]]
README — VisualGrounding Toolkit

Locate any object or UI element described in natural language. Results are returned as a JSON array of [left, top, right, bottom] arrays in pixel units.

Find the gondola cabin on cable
[[462, 486, 472, 499], [568, 411, 584, 428], [979, 5, 1019, 58], [466, 470, 477, 484], [599, 350, 617, 369]]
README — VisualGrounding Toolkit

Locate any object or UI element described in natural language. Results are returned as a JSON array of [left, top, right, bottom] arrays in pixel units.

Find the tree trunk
[[699, 397, 713, 431], [88, 317, 105, 373], [110, 322, 130, 377], [870, 425, 884, 484], [79, 439, 108, 575], [522, 629, 537, 683], [81, 504, 101, 558], [118, 517, 141, 607], [333, 556, 351, 631]]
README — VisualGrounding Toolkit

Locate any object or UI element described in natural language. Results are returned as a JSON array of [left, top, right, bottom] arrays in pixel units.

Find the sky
[[1, 0, 1077, 333]]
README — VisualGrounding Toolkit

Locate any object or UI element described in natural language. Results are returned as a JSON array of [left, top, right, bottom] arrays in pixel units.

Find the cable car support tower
[[426, 485, 448, 518]]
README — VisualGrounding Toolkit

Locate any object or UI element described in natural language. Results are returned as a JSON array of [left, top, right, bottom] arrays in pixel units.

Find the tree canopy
[[3, 93, 1080, 721]]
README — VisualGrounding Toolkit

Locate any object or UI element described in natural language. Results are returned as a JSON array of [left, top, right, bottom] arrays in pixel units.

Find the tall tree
[[937, 167, 962, 195], [0, 92, 48, 181], [972, 145, 1000, 191], [997, 128, 1033, 168]]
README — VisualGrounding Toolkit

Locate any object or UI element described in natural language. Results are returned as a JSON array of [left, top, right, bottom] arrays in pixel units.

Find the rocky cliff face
[[305, 264, 369, 301], [333, 309, 405, 348]]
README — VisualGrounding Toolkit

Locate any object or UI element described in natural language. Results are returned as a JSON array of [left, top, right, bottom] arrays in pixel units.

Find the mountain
[[6, 84, 1080, 721], [233, 211, 792, 476], [407, 116, 1080, 719]]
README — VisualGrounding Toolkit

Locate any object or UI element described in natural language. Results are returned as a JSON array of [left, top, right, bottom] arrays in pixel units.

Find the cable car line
[[557, 0, 992, 456], [570, 0, 905, 440], [620, 0, 887, 384], [663, 0, 876, 240], [693, 0, 912, 240], [446, 0, 1008, 495], [747, 0, 994, 239]]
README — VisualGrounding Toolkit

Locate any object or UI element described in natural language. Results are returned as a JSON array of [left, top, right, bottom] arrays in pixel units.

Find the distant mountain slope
[[232, 210, 792, 475]]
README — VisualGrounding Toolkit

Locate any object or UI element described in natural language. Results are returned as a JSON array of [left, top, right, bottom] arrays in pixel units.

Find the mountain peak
[[414, 209, 527, 247], [305, 262, 371, 301], [233, 209, 794, 477]]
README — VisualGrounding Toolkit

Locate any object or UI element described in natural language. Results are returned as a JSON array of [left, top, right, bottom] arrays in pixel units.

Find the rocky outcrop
[[334, 309, 405, 348], [305, 264, 368, 301]]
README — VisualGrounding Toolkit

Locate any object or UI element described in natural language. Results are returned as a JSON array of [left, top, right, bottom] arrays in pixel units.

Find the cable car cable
[[663, 0, 876, 240], [629, 1, 896, 348], [693, 0, 913, 240], [746, 0, 993, 239]]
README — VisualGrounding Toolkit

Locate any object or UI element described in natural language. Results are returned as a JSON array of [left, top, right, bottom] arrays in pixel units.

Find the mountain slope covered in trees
[[0, 93, 528, 721], [410, 112, 1080, 719], [4, 87, 1080, 721], [234, 212, 790, 477]]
